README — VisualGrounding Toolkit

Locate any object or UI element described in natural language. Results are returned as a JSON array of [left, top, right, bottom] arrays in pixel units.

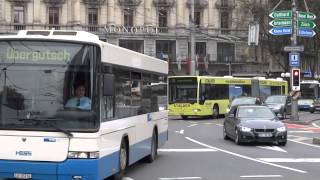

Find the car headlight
[[226, 108, 230, 112], [240, 126, 252, 132], [277, 126, 286, 132], [310, 104, 314, 107]]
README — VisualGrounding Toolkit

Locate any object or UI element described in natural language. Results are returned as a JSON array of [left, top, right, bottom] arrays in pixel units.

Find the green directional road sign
[[269, 19, 292, 27], [298, 11, 316, 20], [298, 20, 316, 29], [269, 10, 292, 19]]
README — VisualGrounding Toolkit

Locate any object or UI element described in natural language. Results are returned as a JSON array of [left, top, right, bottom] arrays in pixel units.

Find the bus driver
[[65, 84, 91, 110]]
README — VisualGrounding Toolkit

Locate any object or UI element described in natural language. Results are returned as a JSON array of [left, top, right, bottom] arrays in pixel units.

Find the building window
[[13, 6, 26, 30], [49, 7, 60, 29], [158, 9, 168, 32], [124, 8, 134, 28], [196, 42, 206, 56], [88, 8, 98, 32], [217, 42, 234, 62], [13, 6, 24, 24], [119, 40, 144, 53], [156, 40, 176, 61], [194, 10, 201, 28], [220, 11, 229, 34]]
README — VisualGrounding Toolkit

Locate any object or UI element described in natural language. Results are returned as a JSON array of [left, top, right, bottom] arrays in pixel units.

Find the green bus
[[168, 76, 288, 119]]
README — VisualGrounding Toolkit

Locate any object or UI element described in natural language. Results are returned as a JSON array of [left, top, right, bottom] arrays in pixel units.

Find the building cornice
[[186, 0, 208, 9]]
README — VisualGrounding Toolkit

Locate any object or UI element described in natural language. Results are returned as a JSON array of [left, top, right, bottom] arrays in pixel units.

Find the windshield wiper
[[19, 118, 73, 138]]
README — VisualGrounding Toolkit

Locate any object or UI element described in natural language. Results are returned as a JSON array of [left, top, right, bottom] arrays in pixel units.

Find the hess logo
[[16, 151, 32, 156]]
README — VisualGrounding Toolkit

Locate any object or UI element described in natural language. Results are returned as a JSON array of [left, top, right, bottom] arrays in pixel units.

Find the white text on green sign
[[298, 11, 316, 20], [269, 10, 292, 19], [298, 20, 316, 29], [269, 19, 292, 27]]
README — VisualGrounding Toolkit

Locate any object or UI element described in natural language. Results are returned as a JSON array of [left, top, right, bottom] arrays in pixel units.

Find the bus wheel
[[181, 115, 188, 120], [212, 106, 219, 119], [113, 141, 128, 180], [145, 130, 158, 163]]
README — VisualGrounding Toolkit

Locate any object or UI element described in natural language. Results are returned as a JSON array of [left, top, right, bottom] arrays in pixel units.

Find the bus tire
[[212, 105, 219, 119], [145, 130, 158, 163], [113, 140, 128, 180]]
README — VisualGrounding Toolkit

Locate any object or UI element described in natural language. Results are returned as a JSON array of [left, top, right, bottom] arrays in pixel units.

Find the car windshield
[[231, 97, 256, 107], [0, 40, 99, 132], [238, 106, 275, 119], [265, 96, 286, 104]]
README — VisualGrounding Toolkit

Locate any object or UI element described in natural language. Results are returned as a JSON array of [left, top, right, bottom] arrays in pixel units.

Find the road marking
[[123, 177, 135, 180], [185, 137, 307, 174], [290, 136, 312, 141], [256, 146, 287, 153], [158, 148, 218, 152], [258, 158, 320, 163], [288, 139, 320, 148], [312, 122, 320, 128], [187, 124, 198, 127], [215, 124, 223, 127], [175, 130, 184, 134], [240, 175, 282, 178], [204, 122, 214, 125], [159, 177, 202, 180], [288, 131, 315, 133]]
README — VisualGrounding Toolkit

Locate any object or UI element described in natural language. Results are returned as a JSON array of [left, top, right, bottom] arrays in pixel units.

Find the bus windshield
[[0, 40, 99, 132], [169, 77, 197, 103]]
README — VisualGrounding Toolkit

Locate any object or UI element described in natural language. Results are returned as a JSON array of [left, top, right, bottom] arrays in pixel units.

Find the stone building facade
[[0, 0, 283, 76]]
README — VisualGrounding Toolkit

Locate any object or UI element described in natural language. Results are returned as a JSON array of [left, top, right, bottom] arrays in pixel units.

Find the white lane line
[[215, 124, 223, 127], [290, 137, 312, 141], [185, 137, 307, 174], [240, 175, 282, 178], [204, 122, 213, 125], [159, 177, 202, 180], [175, 130, 184, 134], [288, 139, 320, 148], [258, 158, 320, 163], [123, 177, 135, 180], [256, 146, 287, 153], [158, 148, 218, 152], [312, 122, 320, 128], [188, 124, 198, 127]]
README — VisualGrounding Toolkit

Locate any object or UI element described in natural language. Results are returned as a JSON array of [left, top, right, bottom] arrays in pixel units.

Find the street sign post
[[269, 19, 292, 27], [269, 27, 292, 35], [289, 52, 300, 67], [269, 10, 292, 19], [298, 28, 316, 37], [283, 45, 304, 52]]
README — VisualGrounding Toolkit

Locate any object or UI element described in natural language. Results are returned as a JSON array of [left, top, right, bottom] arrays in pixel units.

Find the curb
[[283, 118, 320, 125], [312, 137, 320, 145]]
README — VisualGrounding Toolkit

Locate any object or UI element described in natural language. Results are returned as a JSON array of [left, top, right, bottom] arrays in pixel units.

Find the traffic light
[[291, 68, 300, 91]]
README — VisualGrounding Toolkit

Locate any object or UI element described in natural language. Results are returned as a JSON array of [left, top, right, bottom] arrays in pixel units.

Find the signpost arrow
[[283, 45, 304, 52], [269, 27, 292, 35], [269, 19, 292, 27], [269, 10, 292, 19], [298, 28, 316, 37], [298, 20, 316, 29], [298, 11, 316, 20]]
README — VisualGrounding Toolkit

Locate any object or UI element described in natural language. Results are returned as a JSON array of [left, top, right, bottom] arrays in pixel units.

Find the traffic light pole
[[290, 0, 299, 121]]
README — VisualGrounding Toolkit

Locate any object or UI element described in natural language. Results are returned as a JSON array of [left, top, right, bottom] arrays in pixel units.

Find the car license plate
[[14, 173, 32, 179], [258, 133, 272, 137]]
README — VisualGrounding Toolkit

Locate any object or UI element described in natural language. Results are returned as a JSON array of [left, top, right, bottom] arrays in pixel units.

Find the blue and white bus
[[0, 30, 168, 180]]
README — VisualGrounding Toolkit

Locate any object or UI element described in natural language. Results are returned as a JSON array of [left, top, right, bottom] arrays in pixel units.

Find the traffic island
[[312, 137, 320, 145]]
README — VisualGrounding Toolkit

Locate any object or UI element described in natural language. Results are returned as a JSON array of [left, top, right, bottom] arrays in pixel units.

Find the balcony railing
[[158, 27, 169, 33], [186, 0, 208, 9], [13, 24, 26, 31], [215, 0, 235, 10], [82, 0, 106, 6], [153, 0, 175, 8], [118, 0, 142, 7]]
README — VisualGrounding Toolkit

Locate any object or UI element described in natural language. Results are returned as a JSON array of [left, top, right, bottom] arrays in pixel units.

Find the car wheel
[[145, 130, 158, 163], [278, 140, 287, 146], [235, 129, 242, 145], [181, 115, 188, 120], [223, 126, 229, 140], [113, 141, 128, 180], [310, 108, 315, 113], [212, 106, 219, 119]]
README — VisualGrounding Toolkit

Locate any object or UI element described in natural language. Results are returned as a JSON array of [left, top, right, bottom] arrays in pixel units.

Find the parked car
[[223, 105, 287, 146], [264, 95, 291, 119], [309, 99, 320, 113], [227, 96, 262, 112], [298, 99, 314, 111]]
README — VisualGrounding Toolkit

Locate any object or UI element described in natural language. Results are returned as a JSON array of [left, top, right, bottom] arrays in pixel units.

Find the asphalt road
[[122, 115, 320, 180]]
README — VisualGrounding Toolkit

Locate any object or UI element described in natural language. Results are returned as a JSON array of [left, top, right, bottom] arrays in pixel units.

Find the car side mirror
[[228, 113, 235, 118]]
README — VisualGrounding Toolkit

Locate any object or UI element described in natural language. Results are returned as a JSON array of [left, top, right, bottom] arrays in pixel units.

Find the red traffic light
[[293, 70, 300, 76]]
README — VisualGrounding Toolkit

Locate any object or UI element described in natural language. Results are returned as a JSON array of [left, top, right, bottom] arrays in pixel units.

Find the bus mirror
[[103, 74, 114, 96]]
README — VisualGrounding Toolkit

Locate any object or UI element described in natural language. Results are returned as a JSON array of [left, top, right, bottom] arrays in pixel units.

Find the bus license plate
[[14, 173, 32, 179], [258, 133, 272, 137]]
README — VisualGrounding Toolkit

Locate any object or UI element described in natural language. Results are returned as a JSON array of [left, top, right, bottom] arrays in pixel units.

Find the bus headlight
[[193, 109, 200, 112], [68, 151, 99, 159]]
